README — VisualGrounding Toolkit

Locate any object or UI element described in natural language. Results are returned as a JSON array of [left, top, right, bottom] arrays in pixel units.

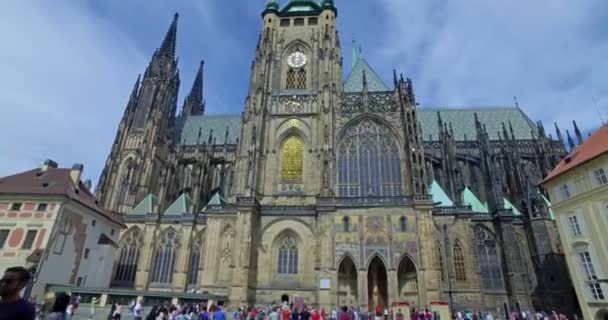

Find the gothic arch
[[337, 254, 358, 307], [261, 217, 316, 236], [336, 252, 359, 270], [453, 240, 467, 281], [336, 117, 404, 197], [275, 121, 311, 150], [365, 252, 390, 270], [337, 114, 403, 146], [396, 254, 418, 303], [112, 227, 143, 286], [188, 230, 206, 286], [149, 227, 180, 284], [112, 156, 137, 210], [272, 230, 301, 275], [283, 40, 313, 58], [474, 225, 503, 289]]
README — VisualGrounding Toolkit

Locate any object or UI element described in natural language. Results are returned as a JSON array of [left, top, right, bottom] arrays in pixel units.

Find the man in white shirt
[[133, 298, 144, 320]]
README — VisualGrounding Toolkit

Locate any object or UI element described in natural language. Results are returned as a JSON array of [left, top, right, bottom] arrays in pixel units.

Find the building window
[[286, 68, 307, 90], [22, 230, 37, 249], [475, 226, 503, 289], [0, 230, 10, 248], [281, 136, 304, 181], [150, 229, 179, 284], [36, 203, 48, 211], [188, 237, 204, 286], [337, 119, 403, 197], [111, 229, 115, 236], [560, 184, 571, 199], [579, 251, 605, 300], [76, 277, 83, 286], [567, 215, 583, 237], [594, 168, 608, 186], [399, 216, 407, 232], [308, 17, 318, 25], [343, 216, 350, 232], [453, 242, 467, 281], [91, 220, 96, 227], [84, 248, 90, 259], [113, 229, 142, 285], [10, 203, 22, 211], [280, 19, 290, 27], [278, 236, 298, 275], [294, 18, 305, 26], [435, 242, 445, 282]]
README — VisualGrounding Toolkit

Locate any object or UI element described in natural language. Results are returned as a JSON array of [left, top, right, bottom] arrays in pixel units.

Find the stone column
[[358, 270, 368, 311], [173, 223, 193, 291], [135, 223, 156, 290], [387, 269, 399, 307]]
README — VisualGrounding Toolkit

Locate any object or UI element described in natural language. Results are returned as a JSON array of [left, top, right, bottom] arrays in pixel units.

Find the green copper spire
[[266, 0, 279, 10], [322, 0, 334, 6]]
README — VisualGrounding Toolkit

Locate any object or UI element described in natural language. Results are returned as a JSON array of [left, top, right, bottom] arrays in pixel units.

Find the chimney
[[84, 179, 92, 191], [70, 163, 84, 186], [41, 159, 58, 172]]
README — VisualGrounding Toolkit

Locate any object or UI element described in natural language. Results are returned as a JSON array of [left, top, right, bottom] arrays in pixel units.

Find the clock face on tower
[[287, 52, 307, 68]]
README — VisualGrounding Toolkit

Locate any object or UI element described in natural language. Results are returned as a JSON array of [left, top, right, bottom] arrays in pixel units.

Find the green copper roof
[[542, 194, 556, 220], [504, 197, 522, 215], [129, 194, 158, 215], [461, 186, 489, 213], [419, 107, 537, 141], [163, 193, 193, 216], [281, 0, 322, 14], [178, 107, 538, 146], [266, 0, 279, 10], [180, 115, 241, 146], [430, 180, 454, 207], [344, 57, 390, 93], [202, 191, 226, 211]]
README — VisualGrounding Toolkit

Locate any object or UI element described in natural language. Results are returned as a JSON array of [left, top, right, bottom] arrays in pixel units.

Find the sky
[[0, 0, 606, 185]]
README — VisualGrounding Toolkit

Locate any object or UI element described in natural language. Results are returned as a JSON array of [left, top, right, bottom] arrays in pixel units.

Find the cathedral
[[95, 0, 581, 315]]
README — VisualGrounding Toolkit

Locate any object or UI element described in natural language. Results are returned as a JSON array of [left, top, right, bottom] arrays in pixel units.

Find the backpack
[[128, 301, 135, 314]]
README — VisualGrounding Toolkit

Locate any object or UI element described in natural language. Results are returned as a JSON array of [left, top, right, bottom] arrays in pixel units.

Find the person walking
[[133, 298, 144, 320], [45, 292, 71, 320]]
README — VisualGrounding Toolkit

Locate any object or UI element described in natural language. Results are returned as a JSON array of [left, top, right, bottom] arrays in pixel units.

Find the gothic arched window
[[278, 236, 298, 274], [435, 242, 445, 282], [454, 242, 467, 281], [151, 229, 179, 284], [399, 216, 407, 232], [281, 136, 304, 181], [113, 229, 142, 285], [337, 119, 402, 197], [474, 226, 503, 289], [188, 235, 204, 286]]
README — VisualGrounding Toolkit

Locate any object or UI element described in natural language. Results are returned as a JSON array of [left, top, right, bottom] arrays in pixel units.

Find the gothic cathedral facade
[[95, 1, 580, 315]]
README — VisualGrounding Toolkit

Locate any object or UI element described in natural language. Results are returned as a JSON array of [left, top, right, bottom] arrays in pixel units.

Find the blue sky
[[0, 0, 606, 185]]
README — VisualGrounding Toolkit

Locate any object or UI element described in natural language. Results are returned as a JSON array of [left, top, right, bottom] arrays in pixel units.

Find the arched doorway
[[338, 256, 358, 308], [281, 294, 289, 304], [397, 255, 418, 305], [368, 256, 388, 313]]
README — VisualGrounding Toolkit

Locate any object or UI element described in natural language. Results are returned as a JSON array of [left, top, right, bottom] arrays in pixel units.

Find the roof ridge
[[420, 105, 518, 110]]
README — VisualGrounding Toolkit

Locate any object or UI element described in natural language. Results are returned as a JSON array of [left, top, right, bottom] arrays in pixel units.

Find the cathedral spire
[[182, 60, 205, 116], [158, 13, 179, 58], [566, 129, 575, 150], [554, 122, 564, 145], [573, 120, 583, 145]]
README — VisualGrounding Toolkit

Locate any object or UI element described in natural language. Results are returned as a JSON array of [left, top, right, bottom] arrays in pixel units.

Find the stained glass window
[[337, 119, 402, 197], [281, 136, 303, 181], [113, 229, 142, 285], [278, 236, 298, 274], [454, 242, 467, 281], [474, 226, 503, 289], [151, 229, 179, 284]]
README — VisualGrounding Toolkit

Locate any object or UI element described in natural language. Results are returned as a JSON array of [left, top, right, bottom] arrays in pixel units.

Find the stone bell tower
[[233, 0, 342, 203]]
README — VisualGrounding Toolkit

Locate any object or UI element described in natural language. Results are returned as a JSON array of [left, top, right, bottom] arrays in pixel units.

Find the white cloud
[[377, 0, 608, 134], [0, 1, 147, 179]]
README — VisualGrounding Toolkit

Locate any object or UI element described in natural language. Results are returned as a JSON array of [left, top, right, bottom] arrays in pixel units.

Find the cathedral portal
[[368, 256, 388, 313]]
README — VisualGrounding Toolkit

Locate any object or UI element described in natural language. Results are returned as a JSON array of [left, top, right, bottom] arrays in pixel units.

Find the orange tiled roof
[[543, 124, 608, 183], [0, 167, 124, 227]]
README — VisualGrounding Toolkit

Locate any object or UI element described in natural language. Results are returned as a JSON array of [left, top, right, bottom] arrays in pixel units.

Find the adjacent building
[[93, 0, 579, 315], [0, 160, 124, 301], [543, 125, 608, 320]]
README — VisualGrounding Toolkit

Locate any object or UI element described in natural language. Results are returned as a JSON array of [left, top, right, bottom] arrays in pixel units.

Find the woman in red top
[[312, 309, 322, 320], [281, 307, 291, 320], [339, 307, 352, 320]]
